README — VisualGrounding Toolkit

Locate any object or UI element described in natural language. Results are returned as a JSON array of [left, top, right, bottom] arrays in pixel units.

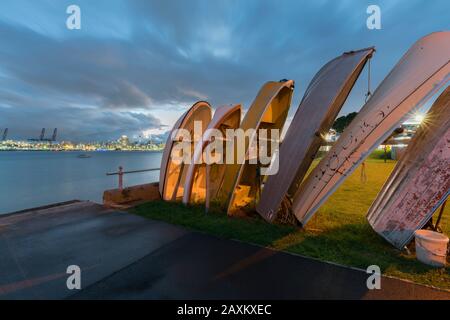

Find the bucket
[[414, 230, 449, 267]]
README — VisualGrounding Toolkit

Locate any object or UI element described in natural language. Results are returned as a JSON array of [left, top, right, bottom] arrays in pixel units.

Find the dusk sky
[[0, 0, 449, 141]]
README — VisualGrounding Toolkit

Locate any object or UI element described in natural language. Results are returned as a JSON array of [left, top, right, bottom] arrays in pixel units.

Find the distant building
[[118, 135, 130, 147], [383, 114, 423, 160], [317, 114, 424, 158]]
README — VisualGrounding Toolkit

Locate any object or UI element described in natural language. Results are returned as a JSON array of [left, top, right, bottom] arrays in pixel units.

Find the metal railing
[[106, 166, 160, 190]]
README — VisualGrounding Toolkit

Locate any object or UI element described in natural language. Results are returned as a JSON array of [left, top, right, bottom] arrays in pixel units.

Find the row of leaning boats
[[158, 31, 450, 250]]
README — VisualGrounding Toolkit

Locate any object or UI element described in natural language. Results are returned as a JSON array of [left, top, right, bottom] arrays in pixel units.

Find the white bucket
[[414, 230, 449, 267]]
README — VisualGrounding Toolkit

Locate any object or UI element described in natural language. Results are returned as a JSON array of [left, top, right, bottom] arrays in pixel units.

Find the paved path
[[0, 201, 448, 299]]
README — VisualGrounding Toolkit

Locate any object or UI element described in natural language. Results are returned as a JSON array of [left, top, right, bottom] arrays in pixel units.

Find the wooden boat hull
[[214, 80, 294, 216], [367, 87, 450, 249], [159, 101, 212, 201], [182, 104, 242, 207], [257, 47, 375, 222], [292, 31, 450, 225]]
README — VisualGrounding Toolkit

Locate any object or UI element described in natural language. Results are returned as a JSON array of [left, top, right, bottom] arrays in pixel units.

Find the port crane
[[28, 128, 58, 142], [1, 128, 7, 140]]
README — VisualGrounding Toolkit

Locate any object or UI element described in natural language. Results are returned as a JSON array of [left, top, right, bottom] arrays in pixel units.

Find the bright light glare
[[414, 113, 425, 124]]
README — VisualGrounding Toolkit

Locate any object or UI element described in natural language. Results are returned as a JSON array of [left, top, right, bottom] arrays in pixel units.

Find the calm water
[[0, 151, 162, 214]]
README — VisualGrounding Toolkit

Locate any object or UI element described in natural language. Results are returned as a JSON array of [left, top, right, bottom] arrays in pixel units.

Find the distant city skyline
[[0, 127, 169, 143], [0, 0, 449, 141]]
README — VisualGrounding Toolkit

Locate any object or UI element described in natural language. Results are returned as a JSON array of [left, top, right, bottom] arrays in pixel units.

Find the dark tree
[[332, 112, 358, 133]]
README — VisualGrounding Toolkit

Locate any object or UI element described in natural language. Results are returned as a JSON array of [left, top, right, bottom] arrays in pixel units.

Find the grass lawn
[[132, 158, 450, 290]]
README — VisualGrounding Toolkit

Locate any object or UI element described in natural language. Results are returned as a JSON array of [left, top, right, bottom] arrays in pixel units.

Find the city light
[[0, 137, 165, 152]]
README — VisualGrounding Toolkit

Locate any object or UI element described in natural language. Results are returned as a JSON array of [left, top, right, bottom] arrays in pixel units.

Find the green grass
[[132, 159, 450, 290]]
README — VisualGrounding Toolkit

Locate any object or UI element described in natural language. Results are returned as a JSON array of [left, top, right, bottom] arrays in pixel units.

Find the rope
[[360, 161, 367, 184], [365, 58, 372, 103], [360, 57, 372, 183]]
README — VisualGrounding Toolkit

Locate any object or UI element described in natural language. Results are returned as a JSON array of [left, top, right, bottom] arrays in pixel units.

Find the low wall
[[103, 182, 160, 208]]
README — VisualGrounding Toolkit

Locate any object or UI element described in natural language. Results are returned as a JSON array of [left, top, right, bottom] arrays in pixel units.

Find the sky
[[0, 0, 448, 142]]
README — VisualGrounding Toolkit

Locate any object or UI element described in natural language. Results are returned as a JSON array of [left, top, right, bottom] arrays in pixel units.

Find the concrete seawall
[[103, 182, 160, 208]]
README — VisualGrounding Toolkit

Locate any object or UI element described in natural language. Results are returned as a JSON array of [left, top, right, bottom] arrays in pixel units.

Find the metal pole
[[106, 168, 160, 175], [118, 166, 123, 190]]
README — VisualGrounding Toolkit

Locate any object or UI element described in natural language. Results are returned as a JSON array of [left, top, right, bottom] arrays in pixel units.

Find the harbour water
[[0, 151, 162, 214]]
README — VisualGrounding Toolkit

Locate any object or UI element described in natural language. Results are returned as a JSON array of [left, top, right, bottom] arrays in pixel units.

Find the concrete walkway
[[0, 201, 448, 300]]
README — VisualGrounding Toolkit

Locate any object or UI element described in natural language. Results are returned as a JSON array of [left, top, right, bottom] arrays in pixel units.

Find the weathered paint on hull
[[159, 101, 212, 201], [367, 87, 450, 249], [214, 80, 295, 215], [292, 31, 450, 226], [257, 47, 375, 222], [182, 104, 242, 206]]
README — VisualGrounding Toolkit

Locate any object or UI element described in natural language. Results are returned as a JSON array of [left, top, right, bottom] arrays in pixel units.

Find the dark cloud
[[0, 0, 448, 141], [0, 102, 162, 141]]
